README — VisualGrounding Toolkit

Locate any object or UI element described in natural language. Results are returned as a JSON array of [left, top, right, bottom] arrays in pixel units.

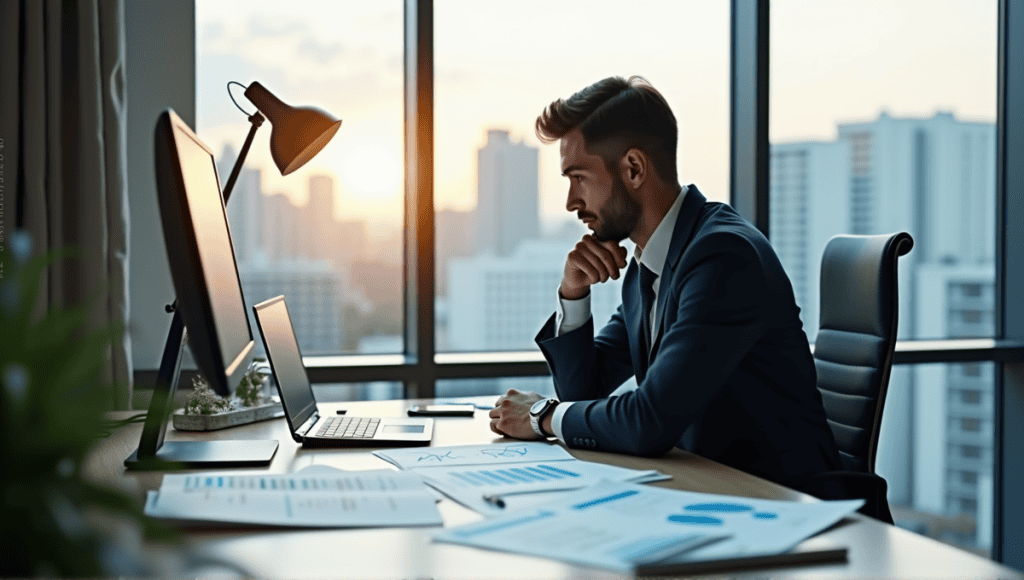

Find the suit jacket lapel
[[650, 185, 706, 359]]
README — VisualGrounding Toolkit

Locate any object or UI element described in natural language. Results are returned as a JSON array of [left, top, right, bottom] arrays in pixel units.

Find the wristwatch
[[529, 398, 559, 438]]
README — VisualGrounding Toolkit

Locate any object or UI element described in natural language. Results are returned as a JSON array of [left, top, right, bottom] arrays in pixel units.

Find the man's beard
[[592, 173, 641, 243]]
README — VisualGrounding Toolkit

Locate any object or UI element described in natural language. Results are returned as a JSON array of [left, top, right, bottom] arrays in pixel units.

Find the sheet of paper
[[145, 469, 442, 528], [433, 479, 862, 573], [159, 469, 428, 495], [373, 442, 575, 470], [414, 460, 669, 515], [144, 488, 442, 528]]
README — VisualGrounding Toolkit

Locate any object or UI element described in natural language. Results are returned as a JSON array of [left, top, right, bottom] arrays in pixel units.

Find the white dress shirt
[[549, 186, 688, 441]]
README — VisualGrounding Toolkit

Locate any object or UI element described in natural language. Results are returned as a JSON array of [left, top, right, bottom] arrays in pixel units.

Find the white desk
[[91, 397, 1023, 579]]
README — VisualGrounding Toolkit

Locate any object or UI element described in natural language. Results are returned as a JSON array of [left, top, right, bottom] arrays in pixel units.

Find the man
[[489, 75, 843, 488]]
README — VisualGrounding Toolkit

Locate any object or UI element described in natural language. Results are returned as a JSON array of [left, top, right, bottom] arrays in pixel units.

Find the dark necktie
[[639, 264, 658, 360]]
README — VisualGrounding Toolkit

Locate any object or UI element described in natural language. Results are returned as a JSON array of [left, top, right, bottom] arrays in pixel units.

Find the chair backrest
[[815, 232, 914, 473]]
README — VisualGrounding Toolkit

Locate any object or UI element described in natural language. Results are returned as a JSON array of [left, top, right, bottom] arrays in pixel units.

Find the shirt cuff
[[556, 289, 591, 336], [551, 401, 572, 442]]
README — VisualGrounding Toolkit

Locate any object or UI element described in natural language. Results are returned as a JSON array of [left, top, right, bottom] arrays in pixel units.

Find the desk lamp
[[221, 80, 343, 204]]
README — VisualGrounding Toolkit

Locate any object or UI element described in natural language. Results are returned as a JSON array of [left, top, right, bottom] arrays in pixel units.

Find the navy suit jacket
[[535, 186, 843, 487]]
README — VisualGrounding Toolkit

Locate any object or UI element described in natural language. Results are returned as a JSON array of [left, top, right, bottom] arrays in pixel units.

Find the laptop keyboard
[[316, 416, 380, 439]]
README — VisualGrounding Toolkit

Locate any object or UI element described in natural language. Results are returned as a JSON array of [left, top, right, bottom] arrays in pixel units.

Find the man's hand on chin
[[489, 389, 545, 440]]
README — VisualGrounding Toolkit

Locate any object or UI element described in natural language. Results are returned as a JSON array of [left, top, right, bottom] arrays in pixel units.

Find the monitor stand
[[125, 302, 278, 470]]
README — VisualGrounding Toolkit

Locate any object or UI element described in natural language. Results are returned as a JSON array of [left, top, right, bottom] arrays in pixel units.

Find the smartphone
[[407, 404, 476, 417]]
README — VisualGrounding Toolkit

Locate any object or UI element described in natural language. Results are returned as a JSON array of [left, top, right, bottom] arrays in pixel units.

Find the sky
[[195, 0, 996, 238]]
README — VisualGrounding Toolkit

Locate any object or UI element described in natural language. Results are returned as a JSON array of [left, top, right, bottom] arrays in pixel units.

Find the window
[[961, 445, 982, 459], [195, 1, 404, 357], [770, 0, 996, 344], [771, 3, 998, 557], [962, 389, 982, 405], [877, 363, 995, 555], [433, 1, 729, 355]]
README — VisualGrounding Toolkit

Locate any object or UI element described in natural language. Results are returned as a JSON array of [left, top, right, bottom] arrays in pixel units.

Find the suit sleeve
[[558, 233, 771, 456], [535, 300, 635, 402]]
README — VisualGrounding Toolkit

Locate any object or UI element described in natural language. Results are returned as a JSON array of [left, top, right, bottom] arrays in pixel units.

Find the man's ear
[[621, 148, 647, 188]]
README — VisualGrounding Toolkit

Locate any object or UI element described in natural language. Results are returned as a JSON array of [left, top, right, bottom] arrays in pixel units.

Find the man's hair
[[535, 75, 678, 184]]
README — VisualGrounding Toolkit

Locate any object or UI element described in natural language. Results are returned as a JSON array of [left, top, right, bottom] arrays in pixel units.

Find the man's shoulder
[[688, 202, 769, 255]]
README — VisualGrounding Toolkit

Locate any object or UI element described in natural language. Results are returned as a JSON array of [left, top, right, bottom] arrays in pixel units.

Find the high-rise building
[[265, 192, 300, 262], [476, 130, 539, 257], [436, 209, 477, 296], [770, 140, 851, 342], [447, 239, 623, 352], [237, 257, 346, 356], [308, 174, 336, 262], [912, 264, 995, 549], [218, 143, 264, 265], [836, 112, 995, 267], [773, 111, 996, 551]]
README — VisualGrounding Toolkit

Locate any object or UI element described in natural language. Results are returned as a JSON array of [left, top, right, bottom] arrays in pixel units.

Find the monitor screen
[[155, 109, 254, 396]]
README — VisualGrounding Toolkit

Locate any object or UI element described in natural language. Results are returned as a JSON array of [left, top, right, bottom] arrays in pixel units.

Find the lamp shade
[[243, 81, 342, 175]]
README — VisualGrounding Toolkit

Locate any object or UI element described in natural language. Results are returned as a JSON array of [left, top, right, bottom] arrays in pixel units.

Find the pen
[[482, 494, 506, 508]]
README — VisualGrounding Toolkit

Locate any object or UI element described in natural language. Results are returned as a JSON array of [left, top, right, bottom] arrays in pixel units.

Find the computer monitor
[[125, 109, 278, 469], [154, 109, 254, 396]]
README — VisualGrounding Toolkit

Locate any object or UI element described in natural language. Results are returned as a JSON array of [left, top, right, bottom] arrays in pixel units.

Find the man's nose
[[566, 187, 583, 212]]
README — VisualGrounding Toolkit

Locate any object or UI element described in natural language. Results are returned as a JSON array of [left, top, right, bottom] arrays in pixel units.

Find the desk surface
[[91, 397, 1022, 579]]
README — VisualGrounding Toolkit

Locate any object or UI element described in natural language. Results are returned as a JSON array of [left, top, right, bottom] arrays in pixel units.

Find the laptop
[[253, 295, 433, 446]]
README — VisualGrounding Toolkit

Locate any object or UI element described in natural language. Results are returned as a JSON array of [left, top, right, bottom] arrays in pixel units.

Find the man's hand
[[489, 389, 546, 440], [560, 234, 628, 300]]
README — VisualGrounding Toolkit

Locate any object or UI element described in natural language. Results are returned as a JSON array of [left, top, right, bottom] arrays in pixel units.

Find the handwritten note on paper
[[373, 442, 575, 470]]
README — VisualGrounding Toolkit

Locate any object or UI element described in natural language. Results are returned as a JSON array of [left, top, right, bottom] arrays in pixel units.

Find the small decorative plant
[[183, 376, 232, 415], [182, 362, 270, 415]]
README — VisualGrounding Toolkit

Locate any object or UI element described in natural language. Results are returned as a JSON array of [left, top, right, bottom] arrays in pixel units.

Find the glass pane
[[770, 1, 997, 342], [196, 1, 403, 356], [879, 363, 995, 556], [434, 2, 730, 355], [436, 377, 556, 401], [313, 382, 402, 403]]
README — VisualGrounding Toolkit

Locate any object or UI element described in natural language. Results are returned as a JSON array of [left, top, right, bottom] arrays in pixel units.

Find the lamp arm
[[221, 112, 265, 204]]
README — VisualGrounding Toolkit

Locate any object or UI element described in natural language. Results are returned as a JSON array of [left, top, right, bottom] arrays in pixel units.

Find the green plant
[[0, 234, 174, 576], [183, 376, 232, 415], [234, 364, 266, 407], [182, 364, 267, 415]]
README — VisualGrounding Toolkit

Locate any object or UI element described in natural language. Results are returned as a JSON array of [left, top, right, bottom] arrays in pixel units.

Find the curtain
[[0, 0, 132, 409]]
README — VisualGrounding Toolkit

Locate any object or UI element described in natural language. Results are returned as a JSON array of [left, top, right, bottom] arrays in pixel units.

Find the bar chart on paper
[[446, 463, 584, 486]]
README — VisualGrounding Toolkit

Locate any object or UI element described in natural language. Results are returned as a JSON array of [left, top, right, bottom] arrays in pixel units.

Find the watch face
[[530, 399, 549, 417]]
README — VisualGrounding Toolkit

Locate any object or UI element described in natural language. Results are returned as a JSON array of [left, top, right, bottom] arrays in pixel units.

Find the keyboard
[[315, 416, 380, 439]]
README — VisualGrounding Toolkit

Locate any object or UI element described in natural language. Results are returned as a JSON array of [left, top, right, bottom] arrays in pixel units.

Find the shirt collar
[[634, 185, 688, 276]]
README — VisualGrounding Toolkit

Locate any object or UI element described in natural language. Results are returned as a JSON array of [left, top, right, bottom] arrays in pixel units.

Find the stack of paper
[[433, 479, 863, 573], [144, 468, 442, 527], [373, 443, 669, 514]]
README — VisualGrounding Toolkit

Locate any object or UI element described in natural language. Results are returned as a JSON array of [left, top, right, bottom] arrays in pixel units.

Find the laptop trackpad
[[383, 424, 426, 434]]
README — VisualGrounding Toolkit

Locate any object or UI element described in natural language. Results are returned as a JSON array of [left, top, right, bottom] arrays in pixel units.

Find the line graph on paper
[[373, 442, 575, 470], [480, 445, 530, 459]]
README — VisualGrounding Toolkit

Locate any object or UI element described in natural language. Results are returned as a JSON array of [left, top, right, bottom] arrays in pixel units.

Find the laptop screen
[[252, 296, 318, 433]]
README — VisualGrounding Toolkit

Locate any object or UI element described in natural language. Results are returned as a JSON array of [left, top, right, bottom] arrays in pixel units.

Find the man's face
[[560, 130, 640, 242]]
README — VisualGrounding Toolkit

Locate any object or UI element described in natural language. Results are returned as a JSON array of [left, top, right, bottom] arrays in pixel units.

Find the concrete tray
[[172, 400, 285, 431]]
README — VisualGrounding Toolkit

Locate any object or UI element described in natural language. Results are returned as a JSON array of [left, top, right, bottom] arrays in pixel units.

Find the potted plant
[[0, 234, 175, 576]]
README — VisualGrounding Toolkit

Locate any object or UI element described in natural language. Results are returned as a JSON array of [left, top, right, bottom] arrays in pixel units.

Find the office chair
[[805, 232, 914, 524]]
